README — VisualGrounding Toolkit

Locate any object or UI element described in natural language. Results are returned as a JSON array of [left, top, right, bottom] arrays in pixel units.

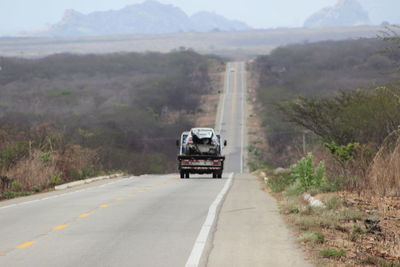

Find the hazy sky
[[0, 0, 399, 35], [0, 0, 336, 35]]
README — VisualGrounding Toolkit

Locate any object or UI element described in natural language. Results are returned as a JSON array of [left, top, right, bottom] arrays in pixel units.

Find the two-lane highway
[[0, 62, 247, 267], [219, 62, 247, 174]]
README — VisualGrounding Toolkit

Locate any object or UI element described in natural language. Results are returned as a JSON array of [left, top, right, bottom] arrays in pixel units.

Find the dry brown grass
[[368, 130, 400, 197], [3, 144, 99, 193], [55, 144, 99, 181], [6, 150, 57, 191]]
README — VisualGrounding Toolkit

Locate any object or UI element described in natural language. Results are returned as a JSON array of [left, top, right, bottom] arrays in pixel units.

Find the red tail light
[[213, 160, 221, 166], [188, 137, 193, 143], [182, 160, 190, 165]]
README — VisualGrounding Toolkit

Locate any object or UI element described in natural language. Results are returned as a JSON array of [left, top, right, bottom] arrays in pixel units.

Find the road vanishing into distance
[[0, 62, 312, 267], [0, 62, 247, 267]]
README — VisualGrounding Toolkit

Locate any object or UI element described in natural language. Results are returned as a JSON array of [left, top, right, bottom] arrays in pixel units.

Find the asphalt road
[[0, 62, 246, 267]]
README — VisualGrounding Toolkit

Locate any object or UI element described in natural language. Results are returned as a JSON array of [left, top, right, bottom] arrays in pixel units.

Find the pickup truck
[[177, 128, 226, 179]]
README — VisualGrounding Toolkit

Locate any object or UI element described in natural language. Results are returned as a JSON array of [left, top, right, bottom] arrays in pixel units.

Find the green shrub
[[33, 186, 41, 193], [267, 171, 295, 193], [0, 191, 30, 200], [319, 249, 346, 259], [284, 181, 305, 197], [290, 153, 326, 193], [352, 226, 364, 234], [11, 181, 22, 192], [0, 141, 29, 171], [49, 173, 63, 186], [40, 152, 52, 163], [80, 167, 97, 179]]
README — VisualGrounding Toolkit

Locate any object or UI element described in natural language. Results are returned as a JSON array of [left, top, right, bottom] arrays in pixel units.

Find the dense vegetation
[[252, 38, 400, 168], [0, 50, 223, 197], [257, 34, 400, 266]]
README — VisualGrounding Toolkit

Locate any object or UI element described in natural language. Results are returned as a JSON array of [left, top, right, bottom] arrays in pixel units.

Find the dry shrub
[[55, 144, 99, 180], [6, 150, 57, 191], [30, 123, 64, 151], [311, 144, 377, 193], [368, 130, 400, 196]]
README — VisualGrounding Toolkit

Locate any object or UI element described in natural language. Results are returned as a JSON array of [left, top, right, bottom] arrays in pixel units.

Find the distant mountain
[[190, 12, 249, 32], [37, 0, 251, 37], [304, 0, 371, 28]]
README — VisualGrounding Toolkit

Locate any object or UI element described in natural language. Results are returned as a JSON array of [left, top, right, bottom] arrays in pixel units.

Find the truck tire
[[218, 172, 222, 179], [185, 172, 190, 179], [212, 173, 217, 179], [180, 172, 185, 179]]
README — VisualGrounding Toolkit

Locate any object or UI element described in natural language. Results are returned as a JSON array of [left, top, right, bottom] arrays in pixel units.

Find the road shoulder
[[206, 173, 313, 267]]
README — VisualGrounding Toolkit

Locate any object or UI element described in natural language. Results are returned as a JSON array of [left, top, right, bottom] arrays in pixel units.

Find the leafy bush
[[267, 171, 295, 193], [279, 88, 400, 147], [290, 153, 326, 192], [0, 191, 30, 200], [11, 181, 22, 192], [253, 38, 399, 167], [40, 152, 52, 163], [0, 141, 29, 171], [49, 173, 63, 186]]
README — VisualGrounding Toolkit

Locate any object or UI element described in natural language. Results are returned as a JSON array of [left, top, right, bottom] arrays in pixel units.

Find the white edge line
[[185, 172, 234, 267], [240, 62, 246, 174]]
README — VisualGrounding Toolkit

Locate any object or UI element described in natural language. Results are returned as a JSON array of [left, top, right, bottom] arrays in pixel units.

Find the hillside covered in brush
[[0, 50, 224, 196]]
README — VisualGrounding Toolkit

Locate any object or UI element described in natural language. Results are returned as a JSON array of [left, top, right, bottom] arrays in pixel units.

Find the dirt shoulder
[[206, 173, 313, 267]]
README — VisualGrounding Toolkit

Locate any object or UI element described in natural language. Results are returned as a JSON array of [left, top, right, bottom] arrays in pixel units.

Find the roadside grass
[[323, 196, 342, 210], [280, 198, 302, 214], [339, 208, 364, 221], [293, 216, 319, 231], [257, 152, 391, 266], [361, 256, 400, 267], [261, 159, 370, 266], [298, 231, 325, 244], [267, 171, 294, 193], [0, 191, 30, 200], [319, 249, 346, 259]]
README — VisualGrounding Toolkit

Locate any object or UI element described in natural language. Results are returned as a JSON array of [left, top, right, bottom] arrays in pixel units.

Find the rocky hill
[[37, 0, 250, 37], [304, 0, 370, 28]]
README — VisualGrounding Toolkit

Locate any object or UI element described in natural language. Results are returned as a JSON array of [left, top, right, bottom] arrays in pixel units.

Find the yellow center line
[[100, 204, 109, 208], [79, 213, 91, 218], [53, 224, 68, 231], [115, 197, 124, 201], [137, 190, 146, 193], [0, 253, 5, 256], [16, 241, 36, 249]]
